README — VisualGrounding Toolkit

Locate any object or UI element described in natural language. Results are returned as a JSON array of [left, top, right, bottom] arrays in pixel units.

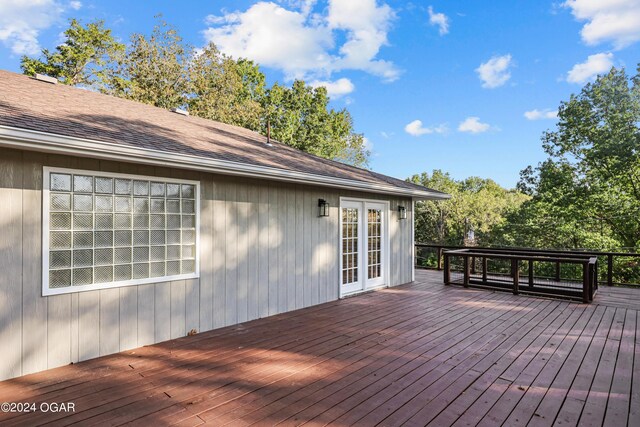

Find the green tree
[[261, 80, 369, 167], [20, 19, 124, 87], [409, 170, 528, 245], [333, 131, 370, 169], [409, 170, 458, 244], [511, 66, 640, 250], [188, 43, 265, 130], [102, 17, 190, 109], [23, 17, 369, 167]]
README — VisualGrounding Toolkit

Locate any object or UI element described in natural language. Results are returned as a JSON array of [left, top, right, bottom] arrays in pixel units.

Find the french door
[[341, 200, 388, 296]]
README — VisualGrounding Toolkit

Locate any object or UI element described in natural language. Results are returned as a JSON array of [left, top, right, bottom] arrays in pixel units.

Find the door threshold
[[341, 285, 388, 299]]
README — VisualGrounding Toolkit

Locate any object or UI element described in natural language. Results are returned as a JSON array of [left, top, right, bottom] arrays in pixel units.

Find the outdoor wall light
[[318, 199, 330, 217], [398, 205, 407, 220]]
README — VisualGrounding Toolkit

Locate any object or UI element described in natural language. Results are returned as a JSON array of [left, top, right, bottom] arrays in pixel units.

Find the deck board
[[0, 270, 639, 426]]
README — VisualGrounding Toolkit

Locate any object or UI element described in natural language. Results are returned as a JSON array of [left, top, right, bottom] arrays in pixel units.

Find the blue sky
[[1, 1, 639, 188]]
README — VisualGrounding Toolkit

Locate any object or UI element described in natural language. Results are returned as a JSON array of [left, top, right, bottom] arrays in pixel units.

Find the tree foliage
[[409, 170, 529, 246], [20, 19, 124, 87], [262, 81, 369, 165], [188, 43, 265, 130], [102, 18, 190, 110], [506, 66, 640, 250], [20, 17, 369, 167]]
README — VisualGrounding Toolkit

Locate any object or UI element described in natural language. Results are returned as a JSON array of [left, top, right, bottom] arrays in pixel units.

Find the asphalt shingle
[[0, 70, 445, 197]]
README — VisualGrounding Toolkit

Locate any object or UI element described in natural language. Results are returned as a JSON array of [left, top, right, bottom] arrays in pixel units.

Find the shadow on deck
[[0, 269, 638, 426]]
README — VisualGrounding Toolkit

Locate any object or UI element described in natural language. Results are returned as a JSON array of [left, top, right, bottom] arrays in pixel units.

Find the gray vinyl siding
[[0, 148, 414, 381]]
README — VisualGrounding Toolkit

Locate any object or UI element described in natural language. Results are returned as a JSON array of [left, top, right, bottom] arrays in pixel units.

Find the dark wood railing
[[416, 243, 640, 288], [440, 247, 597, 303]]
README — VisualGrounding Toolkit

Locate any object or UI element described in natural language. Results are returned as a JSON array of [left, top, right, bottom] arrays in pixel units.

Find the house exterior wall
[[0, 148, 414, 381]]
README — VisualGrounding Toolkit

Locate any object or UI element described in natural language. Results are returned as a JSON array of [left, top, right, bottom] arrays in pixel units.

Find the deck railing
[[439, 247, 597, 302], [415, 243, 640, 288]]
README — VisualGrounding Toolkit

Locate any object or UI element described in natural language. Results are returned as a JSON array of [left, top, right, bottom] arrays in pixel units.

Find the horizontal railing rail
[[416, 243, 640, 288], [440, 248, 598, 302]]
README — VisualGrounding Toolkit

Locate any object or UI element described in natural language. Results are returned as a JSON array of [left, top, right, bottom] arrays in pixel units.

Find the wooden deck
[[0, 269, 638, 426]]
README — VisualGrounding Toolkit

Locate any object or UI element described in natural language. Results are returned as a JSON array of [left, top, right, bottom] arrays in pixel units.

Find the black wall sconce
[[318, 199, 330, 217], [398, 205, 407, 220]]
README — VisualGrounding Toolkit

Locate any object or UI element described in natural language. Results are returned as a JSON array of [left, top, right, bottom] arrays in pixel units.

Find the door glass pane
[[341, 207, 358, 285], [367, 208, 382, 279]]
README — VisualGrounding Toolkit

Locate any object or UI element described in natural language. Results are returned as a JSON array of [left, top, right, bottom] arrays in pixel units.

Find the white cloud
[[428, 6, 449, 35], [309, 77, 354, 98], [203, 0, 399, 82], [203, 2, 333, 80], [0, 0, 65, 55], [69, 1, 82, 10], [405, 120, 429, 136], [476, 54, 513, 89], [404, 119, 447, 136], [204, 14, 227, 25], [363, 136, 373, 150], [327, 0, 399, 81], [524, 109, 558, 120], [566, 52, 614, 84], [458, 116, 491, 134], [278, 0, 318, 17], [564, 0, 640, 49]]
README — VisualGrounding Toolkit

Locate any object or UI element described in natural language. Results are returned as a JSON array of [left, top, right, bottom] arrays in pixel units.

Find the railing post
[[589, 260, 595, 301], [607, 254, 613, 286], [528, 259, 534, 288], [471, 256, 476, 274], [437, 247, 442, 270], [555, 261, 561, 281], [512, 259, 519, 295], [443, 252, 450, 285], [582, 262, 590, 303], [463, 255, 470, 288], [482, 257, 487, 284]]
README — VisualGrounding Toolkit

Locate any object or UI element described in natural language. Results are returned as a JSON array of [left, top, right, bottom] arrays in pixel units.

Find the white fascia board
[[0, 125, 450, 200]]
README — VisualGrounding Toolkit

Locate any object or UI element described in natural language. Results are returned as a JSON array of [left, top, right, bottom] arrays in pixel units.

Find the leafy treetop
[[21, 18, 124, 87], [20, 17, 370, 168]]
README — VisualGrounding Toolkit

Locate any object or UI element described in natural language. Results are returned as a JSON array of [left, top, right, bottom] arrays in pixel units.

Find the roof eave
[[0, 125, 449, 200]]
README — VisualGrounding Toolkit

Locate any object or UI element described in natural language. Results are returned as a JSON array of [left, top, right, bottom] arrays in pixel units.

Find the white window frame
[[339, 197, 390, 298], [411, 198, 416, 282], [42, 166, 201, 296]]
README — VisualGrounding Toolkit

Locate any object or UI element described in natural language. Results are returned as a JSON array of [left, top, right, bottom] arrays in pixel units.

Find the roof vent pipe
[[34, 74, 58, 84], [171, 108, 189, 116], [265, 120, 273, 147]]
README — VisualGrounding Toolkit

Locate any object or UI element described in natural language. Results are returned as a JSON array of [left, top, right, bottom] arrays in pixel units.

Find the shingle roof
[[0, 70, 446, 198]]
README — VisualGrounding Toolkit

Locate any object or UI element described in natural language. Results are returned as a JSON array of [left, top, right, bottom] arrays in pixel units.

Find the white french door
[[340, 199, 388, 296]]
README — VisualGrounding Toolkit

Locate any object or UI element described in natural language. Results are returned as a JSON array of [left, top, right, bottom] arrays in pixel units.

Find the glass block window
[[43, 167, 199, 296]]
